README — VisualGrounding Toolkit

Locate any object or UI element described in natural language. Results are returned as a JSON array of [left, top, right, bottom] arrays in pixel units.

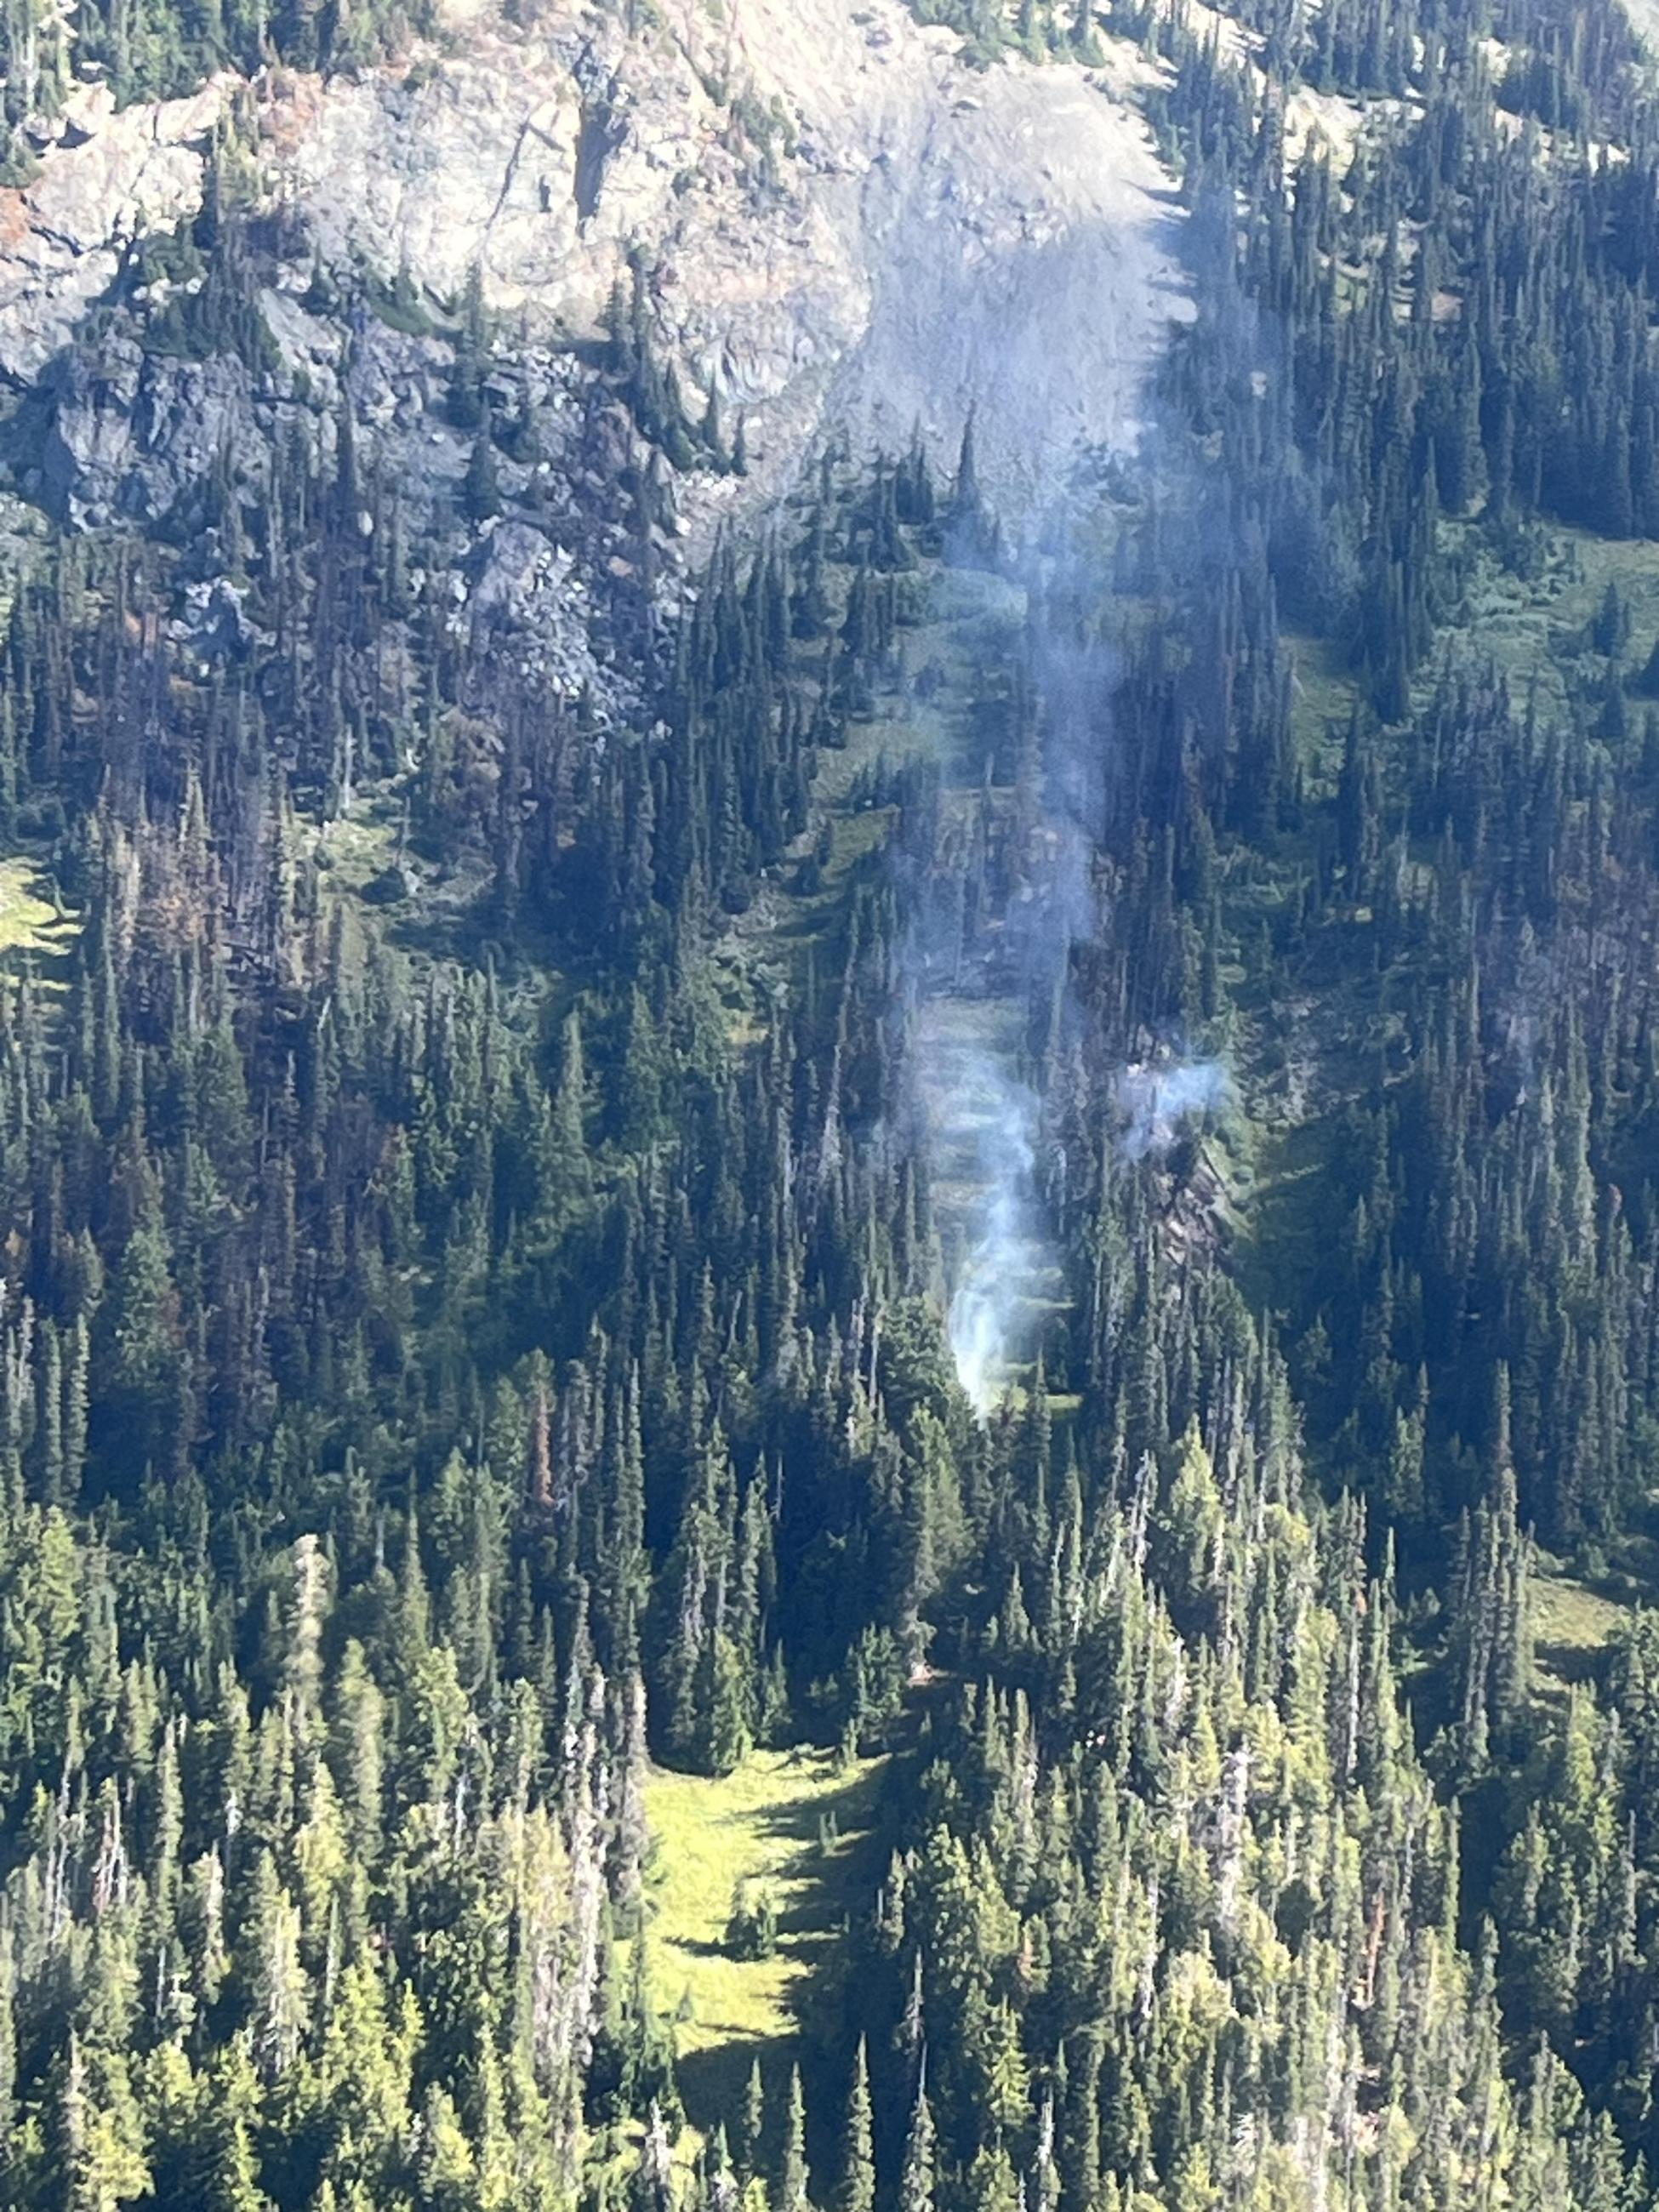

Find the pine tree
[[777, 2063, 811, 2212], [839, 2038, 875, 2212], [898, 2065, 936, 2212], [465, 423, 501, 524]]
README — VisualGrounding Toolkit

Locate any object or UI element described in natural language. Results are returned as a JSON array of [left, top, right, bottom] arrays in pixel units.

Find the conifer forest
[[7, 0, 1659, 2203]]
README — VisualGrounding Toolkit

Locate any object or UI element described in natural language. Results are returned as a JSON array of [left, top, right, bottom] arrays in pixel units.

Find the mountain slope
[[0, 0, 1183, 552]]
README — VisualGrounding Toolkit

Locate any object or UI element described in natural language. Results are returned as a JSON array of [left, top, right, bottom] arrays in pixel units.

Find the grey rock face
[[37, 340, 257, 529], [466, 517, 613, 704], [0, 0, 1189, 746], [1, 0, 1184, 528], [0, 80, 228, 385]]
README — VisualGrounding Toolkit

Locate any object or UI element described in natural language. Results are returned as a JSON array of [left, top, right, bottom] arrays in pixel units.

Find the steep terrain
[[0, 0, 1183, 550], [19, 0, 1659, 2201]]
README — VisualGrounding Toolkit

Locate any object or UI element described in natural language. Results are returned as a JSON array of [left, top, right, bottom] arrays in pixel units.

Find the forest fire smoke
[[911, 546, 1103, 1418], [943, 1056, 1042, 1416], [1115, 1057, 1231, 1162]]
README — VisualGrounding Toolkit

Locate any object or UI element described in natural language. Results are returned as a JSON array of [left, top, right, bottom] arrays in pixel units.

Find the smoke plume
[[941, 1056, 1043, 1417], [1115, 1058, 1232, 1164]]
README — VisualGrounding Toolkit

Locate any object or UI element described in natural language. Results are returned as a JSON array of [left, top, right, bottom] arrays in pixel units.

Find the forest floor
[[715, 556, 1023, 1020], [641, 1746, 893, 2145], [1531, 1570, 1631, 1691]]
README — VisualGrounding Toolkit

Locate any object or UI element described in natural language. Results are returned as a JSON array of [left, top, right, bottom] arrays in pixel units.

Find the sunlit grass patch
[[1531, 1571, 1630, 1694], [0, 854, 78, 984], [1286, 628, 1360, 799], [640, 1747, 887, 2129]]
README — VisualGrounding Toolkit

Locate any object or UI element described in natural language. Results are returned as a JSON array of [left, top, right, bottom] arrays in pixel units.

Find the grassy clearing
[[312, 801, 405, 898], [1527, 1488, 1659, 1693], [715, 562, 1022, 1042], [1286, 627, 1360, 800], [807, 564, 1023, 816], [1445, 521, 1659, 717], [0, 854, 78, 983], [1230, 1105, 1342, 1325], [313, 791, 575, 1018], [1531, 1571, 1629, 1692], [641, 1747, 890, 2133]]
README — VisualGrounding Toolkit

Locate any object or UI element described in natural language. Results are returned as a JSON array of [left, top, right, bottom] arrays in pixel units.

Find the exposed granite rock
[[257, 0, 1184, 521], [0, 79, 231, 385], [0, 0, 1184, 531], [465, 516, 614, 702], [168, 575, 265, 667], [31, 331, 258, 529], [0, 0, 1189, 745]]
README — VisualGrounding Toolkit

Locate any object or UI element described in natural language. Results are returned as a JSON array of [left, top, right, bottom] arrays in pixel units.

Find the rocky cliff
[[0, 0, 1188, 722], [9, 0, 1183, 475]]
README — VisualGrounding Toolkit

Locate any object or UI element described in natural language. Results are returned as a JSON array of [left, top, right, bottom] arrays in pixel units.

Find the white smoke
[[1115, 1058, 1231, 1164], [904, 480, 1203, 1418], [944, 1054, 1043, 1416]]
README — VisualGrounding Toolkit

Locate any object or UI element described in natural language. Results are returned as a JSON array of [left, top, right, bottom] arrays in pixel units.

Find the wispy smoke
[[904, 441, 1210, 1416], [1115, 1058, 1231, 1164], [904, 525, 1108, 1419], [941, 1055, 1042, 1417]]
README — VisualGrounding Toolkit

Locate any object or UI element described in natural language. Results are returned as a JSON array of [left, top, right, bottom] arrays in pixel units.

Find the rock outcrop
[[264, 0, 1185, 513], [0, 79, 230, 385], [0, 0, 1184, 531]]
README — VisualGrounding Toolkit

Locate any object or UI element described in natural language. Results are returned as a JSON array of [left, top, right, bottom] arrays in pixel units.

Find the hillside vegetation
[[641, 1750, 892, 2129], [0, 0, 1658, 2208]]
